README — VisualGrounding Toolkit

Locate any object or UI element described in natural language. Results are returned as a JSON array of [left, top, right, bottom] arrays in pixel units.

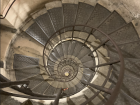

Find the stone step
[[62, 3, 78, 32], [74, 2, 94, 31], [93, 11, 126, 42]]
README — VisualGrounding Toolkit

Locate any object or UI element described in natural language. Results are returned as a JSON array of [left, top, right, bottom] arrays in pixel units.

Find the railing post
[[59, 31, 62, 43], [72, 26, 75, 41], [53, 89, 63, 105], [90, 60, 120, 71], [82, 81, 112, 94], [89, 39, 110, 56], [83, 28, 94, 45]]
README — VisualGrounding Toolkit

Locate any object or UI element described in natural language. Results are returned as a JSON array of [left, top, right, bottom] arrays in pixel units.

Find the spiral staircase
[[0, 0, 140, 105]]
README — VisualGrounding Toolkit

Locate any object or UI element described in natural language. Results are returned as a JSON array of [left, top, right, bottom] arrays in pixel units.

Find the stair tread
[[48, 7, 64, 32], [52, 48, 60, 59], [68, 41, 77, 55], [119, 41, 140, 59], [75, 82, 85, 92], [67, 86, 77, 96], [63, 4, 78, 31], [13, 54, 40, 80], [111, 65, 140, 102], [14, 68, 40, 81], [13, 54, 39, 67], [85, 3, 111, 33], [83, 88, 95, 98], [81, 69, 94, 83], [55, 43, 64, 57], [25, 22, 48, 46], [49, 53, 58, 62], [28, 75, 44, 89], [93, 11, 126, 41], [44, 85, 56, 96], [74, 2, 94, 31], [48, 59, 55, 66], [72, 41, 83, 57], [99, 23, 139, 46], [62, 41, 70, 56], [47, 65, 55, 74], [70, 94, 87, 105], [32, 81, 50, 94], [122, 74, 140, 102], [77, 46, 91, 59], [34, 13, 55, 38], [107, 41, 140, 61], [80, 54, 93, 63], [82, 60, 95, 68], [115, 91, 139, 105], [113, 58, 140, 79]]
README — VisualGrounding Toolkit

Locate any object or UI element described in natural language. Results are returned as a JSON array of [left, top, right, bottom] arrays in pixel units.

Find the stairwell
[[0, 0, 140, 105]]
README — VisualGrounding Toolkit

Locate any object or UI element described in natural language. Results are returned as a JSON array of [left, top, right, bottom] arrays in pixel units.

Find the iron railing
[[43, 25, 125, 105], [0, 0, 16, 19], [0, 25, 124, 105]]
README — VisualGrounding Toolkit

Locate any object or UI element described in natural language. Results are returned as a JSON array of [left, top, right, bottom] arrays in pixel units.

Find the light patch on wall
[[22, 3, 31, 13], [11, 96, 28, 103], [132, 13, 140, 19]]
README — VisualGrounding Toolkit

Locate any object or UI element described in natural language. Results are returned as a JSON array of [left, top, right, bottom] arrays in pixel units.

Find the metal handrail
[[0, 0, 16, 19], [0, 25, 124, 104], [0, 74, 56, 100], [43, 25, 125, 105]]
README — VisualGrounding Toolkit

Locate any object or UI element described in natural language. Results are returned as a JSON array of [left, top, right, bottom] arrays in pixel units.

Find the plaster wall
[[1, 0, 60, 29]]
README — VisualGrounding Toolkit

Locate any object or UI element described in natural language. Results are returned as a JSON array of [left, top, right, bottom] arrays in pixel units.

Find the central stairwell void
[[1, 0, 140, 105]]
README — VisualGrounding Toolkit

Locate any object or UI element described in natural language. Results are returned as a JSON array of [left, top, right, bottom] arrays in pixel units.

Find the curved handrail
[[0, 0, 16, 19], [43, 25, 125, 105], [0, 25, 124, 103]]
